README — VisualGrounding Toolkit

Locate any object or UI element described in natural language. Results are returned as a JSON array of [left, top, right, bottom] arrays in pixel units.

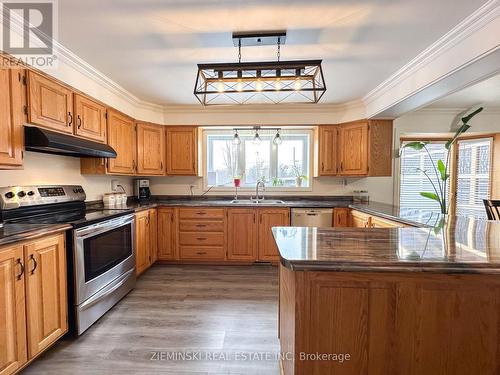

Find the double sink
[[229, 199, 286, 205]]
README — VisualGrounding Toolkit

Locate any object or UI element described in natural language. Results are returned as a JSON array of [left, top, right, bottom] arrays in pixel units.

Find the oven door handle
[[79, 269, 135, 310], [75, 214, 135, 239]]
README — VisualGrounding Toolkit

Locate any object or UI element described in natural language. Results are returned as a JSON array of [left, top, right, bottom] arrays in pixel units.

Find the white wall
[[0, 152, 132, 202]]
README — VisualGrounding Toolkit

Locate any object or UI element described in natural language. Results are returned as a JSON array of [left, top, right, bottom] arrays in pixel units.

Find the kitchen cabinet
[[0, 245, 27, 375], [333, 207, 350, 227], [178, 208, 225, 261], [73, 93, 107, 143], [350, 210, 372, 228], [149, 208, 158, 264], [157, 208, 177, 261], [24, 234, 67, 358], [27, 71, 73, 134], [318, 126, 338, 176], [165, 126, 198, 175], [135, 210, 151, 276], [227, 208, 258, 262], [317, 120, 393, 177], [0, 67, 25, 169], [0, 233, 67, 374], [257, 208, 290, 262], [370, 215, 406, 228], [106, 109, 136, 175], [137, 122, 165, 175]]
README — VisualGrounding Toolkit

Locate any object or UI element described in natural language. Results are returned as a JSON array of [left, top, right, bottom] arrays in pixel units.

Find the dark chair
[[483, 200, 500, 220]]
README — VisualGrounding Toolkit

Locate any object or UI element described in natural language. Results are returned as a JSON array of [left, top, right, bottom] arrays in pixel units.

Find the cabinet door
[[0, 68, 25, 169], [157, 208, 176, 260], [137, 122, 165, 175], [149, 209, 158, 264], [107, 109, 136, 175], [135, 210, 150, 276], [74, 94, 106, 143], [350, 210, 371, 228], [339, 122, 368, 175], [0, 245, 27, 375], [166, 126, 198, 175], [227, 209, 257, 261], [27, 71, 73, 134], [318, 126, 338, 176], [24, 234, 67, 358], [333, 208, 350, 227], [258, 208, 290, 262]]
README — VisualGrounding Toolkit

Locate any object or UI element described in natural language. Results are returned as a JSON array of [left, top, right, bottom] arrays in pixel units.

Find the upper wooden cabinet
[[137, 122, 165, 175], [166, 126, 198, 175], [73, 94, 107, 143], [107, 109, 136, 175], [318, 126, 338, 176], [0, 68, 25, 169], [27, 71, 73, 134], [0, 245, 27, 375], [317, 120, 393, 177], [257, 208, 290, 262]]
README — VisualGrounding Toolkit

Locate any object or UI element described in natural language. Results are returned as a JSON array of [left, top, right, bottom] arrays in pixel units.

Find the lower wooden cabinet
[[333, 207, 350, 227], [257, 208, 290, 262], [350, 209, 407, 228], [135, 209, 159, 275], [227, 208, 258, 261], [0, 233, 67, 375], [157, 208, 177, 261]]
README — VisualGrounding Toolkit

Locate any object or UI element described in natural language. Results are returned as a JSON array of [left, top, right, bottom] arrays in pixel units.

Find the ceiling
[[58, 0, 486, 106], [427, 73, 500, 109]]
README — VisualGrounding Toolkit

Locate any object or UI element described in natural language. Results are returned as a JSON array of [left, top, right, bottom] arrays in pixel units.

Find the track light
[[273, 130, 283, 145], [253, 130, 262, 145], [232, 130, 241, 145]]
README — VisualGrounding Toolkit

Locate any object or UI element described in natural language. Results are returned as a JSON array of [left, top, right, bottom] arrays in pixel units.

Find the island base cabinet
[[279, 265, 500, 375], [0, 233, 67, 375]]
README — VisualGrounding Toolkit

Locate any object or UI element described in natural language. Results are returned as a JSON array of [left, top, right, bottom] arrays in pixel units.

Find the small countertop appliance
[[134, 179, 151, 201]]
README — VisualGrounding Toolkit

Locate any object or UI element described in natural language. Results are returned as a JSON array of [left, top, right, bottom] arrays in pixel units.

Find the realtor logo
[[1, 0, 58, 67]]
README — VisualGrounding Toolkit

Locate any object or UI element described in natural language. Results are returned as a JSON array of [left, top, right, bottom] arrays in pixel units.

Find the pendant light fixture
[[194, 31, 326, 106], [231, 126, 282, 146], [232, 129, 241, 145], [273, 129, 283, 145]]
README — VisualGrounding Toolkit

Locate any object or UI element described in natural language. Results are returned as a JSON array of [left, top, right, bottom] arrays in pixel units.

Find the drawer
[[179, 232, 224, 246], [179, 220, 224, 232], [179, 208, 225, 220], [179, 246, 225, 260]]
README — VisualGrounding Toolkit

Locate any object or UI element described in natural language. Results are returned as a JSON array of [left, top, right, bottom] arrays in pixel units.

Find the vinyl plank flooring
[[23, 264, 280, 375]]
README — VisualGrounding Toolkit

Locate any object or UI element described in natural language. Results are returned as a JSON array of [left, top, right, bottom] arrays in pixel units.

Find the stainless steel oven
[[73, 213, 136, 334]]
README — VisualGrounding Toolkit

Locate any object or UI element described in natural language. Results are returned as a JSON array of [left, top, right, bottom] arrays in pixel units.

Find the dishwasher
[[291, 208, 333, 227]]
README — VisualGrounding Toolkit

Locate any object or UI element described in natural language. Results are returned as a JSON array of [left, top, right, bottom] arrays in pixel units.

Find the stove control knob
[[73, 188, 78, 193], [27, 191, 35, 196], [17, 191, 26, 198], [4, 191, 15, 199]]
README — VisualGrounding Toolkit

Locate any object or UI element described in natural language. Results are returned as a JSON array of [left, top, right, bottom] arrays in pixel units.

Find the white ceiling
[[58, 0, 487, 106], [427, 73, 500, 108]]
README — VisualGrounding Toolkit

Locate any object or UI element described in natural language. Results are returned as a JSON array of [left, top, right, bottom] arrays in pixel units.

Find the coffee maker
[[134, 179, 151, 201]]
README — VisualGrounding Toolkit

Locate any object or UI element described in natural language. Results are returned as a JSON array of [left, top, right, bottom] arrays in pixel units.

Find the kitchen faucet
[[255, 180, 265, 201]]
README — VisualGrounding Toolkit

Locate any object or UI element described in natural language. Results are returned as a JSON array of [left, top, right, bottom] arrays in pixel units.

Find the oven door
[[73, 214, 135, 305]]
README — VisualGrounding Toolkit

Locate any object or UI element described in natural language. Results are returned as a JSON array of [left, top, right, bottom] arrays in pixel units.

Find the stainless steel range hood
[[24, 126, 117, 158]]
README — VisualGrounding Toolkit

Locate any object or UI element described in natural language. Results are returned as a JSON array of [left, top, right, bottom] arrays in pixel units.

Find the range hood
[[24, 126, 117, 158]]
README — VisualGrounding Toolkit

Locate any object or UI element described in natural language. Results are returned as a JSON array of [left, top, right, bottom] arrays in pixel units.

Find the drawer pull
[[196, 252, 207, 255], [197, 237, 207, 241], [196, 224, 206, 228], [196, 212, 207, 215]]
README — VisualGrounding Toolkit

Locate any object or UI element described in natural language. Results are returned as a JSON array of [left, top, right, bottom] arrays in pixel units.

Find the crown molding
[[407, 106, 500, 115], [363, 0, 500, 106]]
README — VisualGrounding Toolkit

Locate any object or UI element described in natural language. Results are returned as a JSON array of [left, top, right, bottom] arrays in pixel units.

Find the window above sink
[[203, 128, 313, 192]]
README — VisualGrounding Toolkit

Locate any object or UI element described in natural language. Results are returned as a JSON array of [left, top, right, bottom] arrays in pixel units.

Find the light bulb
[[273, 131, 282, 145], [275, 79, 281, 91], [294, 79, 301, 91], [256, 80, 263, 92], [236, 80, 243, 92], [253, 132, 261, 145], [217, 81, 224, 93], [232, 131, 241, 145]]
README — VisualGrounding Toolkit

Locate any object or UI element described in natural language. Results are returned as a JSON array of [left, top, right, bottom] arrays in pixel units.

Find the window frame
[[397, 134, 494, 217], [202, 128, 315, 192]]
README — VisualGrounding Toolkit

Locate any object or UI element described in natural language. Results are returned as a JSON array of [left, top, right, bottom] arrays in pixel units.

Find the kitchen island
[[273, 216, 500, 375]]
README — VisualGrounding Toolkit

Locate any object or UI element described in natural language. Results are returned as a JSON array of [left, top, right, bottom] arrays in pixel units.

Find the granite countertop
[[0, 223, 72, 247], [272, 216, 500, 273]]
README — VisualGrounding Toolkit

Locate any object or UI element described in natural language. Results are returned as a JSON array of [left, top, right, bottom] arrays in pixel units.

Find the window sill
[[205, 186, 314, 193]]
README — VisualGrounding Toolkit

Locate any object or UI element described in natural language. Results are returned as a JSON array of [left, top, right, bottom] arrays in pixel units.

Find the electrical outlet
[[111, 179, 119, 192]]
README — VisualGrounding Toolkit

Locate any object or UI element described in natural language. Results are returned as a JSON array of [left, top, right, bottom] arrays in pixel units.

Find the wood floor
[[23, 265, 280, 375]]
